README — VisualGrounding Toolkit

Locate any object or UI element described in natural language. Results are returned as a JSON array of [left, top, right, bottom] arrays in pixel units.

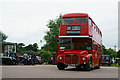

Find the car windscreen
[[105, 56, 110, 60], [101, 56, 110, 61]]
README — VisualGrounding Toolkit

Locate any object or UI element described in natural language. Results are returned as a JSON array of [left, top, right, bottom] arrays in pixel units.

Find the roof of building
[[0, 41, 17, 45]]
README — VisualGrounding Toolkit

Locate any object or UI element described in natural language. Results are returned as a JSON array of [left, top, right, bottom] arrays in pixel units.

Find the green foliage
[[101, 45, 116, 58], [112, 63, 120, 67], [17, 43, 39, 55], [0, 31, 8, 42], [17, 42, 52, 62], [32, 43, 39, 52], [22, 50, 36, 55], [24, 44, 33, 51], [101, 45, 106, 55], [37, 50, 52, 62], [17, 43, 25, 48], [41, 15, 62, 52], [106, 48, 116, 58], [24, 43, 38, 52]]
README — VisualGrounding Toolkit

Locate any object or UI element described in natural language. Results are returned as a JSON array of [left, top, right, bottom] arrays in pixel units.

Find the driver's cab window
[[60, 38, 71, 49]]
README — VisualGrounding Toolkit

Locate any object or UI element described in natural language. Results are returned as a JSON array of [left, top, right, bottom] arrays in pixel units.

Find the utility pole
[[114, 45, 117, 57], [113, 45, 117, 63]]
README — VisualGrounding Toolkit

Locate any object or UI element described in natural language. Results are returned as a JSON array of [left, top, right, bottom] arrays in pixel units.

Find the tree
[[16, 43, 25, 55], [17, 43, 25, 48], [101, 45, 116, 58], [106, 48, 116, 58], [17, 43, 39, 55], [37, 50, 52, 62], [0, 31, 8, 42], [24, 43, 38, 52], [25, 44, 33, 51], [101, 45, 106, 55], [32, 43, 38, 52], [41, 15, 62, 52]]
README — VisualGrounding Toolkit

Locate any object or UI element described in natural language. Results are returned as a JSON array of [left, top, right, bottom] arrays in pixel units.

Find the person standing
[[31, 53, 36, 65], [11, 53, 16, 59], [10, 53, 16, 64], [15, 55, 20, 65], [23, 53, 29, 65]]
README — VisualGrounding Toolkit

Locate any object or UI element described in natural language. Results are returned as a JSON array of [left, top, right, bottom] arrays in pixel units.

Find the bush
[[37, 50, 52, 62]]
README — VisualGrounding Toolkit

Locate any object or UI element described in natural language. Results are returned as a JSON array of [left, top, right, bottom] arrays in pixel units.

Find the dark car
[[101, 55, 112, 66], [1, 56, 16, 65]]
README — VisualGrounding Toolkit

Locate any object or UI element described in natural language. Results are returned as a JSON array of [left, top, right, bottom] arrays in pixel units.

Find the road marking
[[100, 66, 118, 69]]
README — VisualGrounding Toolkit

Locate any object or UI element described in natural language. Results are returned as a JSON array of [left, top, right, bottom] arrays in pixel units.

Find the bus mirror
[[56, 36, 58, 38]]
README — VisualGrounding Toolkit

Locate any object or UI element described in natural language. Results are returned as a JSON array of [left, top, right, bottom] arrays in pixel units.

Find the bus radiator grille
[[65, 54, 79, 64]]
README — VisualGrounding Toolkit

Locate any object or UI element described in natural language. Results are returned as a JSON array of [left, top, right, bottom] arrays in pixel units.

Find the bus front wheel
[[57, 62, 65, 70], [85, 59, 92, 71]]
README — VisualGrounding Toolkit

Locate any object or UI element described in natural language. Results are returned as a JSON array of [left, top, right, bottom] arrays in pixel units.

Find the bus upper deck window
[[62, 18, 73, 25], [89, 19, 92, 26], [75, 17, 87, 24]]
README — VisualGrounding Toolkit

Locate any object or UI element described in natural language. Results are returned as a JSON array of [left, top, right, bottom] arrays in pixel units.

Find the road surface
[[1, 65, 118, 78]]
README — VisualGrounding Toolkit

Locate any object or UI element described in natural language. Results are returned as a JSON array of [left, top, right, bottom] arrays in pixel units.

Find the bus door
[[92, 44, 97, 66]]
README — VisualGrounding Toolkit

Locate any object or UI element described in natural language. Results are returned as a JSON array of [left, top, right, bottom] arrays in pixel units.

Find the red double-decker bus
[[57, 13, 102, 71]]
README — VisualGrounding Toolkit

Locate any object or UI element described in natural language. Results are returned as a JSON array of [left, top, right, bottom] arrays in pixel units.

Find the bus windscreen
[[75, 17, 87, 24], [60, 38, 71, 49]]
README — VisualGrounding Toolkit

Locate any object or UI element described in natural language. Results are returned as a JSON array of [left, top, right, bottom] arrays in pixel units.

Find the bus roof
[[62, 13, 88, 18]]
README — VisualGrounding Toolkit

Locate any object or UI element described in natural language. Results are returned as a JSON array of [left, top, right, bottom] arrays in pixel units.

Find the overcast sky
[[0, 0, 119, 50]]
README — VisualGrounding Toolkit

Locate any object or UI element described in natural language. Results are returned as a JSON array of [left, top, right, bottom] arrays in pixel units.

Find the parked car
[[1, 56, 16, 65], [28, 56, 43, 65], [35, 56, 43, 64], [101, 55, 113, 66]]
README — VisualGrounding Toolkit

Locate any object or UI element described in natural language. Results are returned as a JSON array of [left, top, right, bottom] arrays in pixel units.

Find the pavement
[[1, 65, 119, 78]]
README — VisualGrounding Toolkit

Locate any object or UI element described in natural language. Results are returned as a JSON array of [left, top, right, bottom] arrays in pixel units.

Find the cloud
[[1, 0, 118, 49]]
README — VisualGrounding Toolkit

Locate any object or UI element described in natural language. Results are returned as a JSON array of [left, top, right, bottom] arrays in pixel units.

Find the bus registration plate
[[68, 64, 75, 66]]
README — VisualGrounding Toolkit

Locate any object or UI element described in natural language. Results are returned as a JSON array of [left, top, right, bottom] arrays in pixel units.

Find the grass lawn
[[112, 63, 120, 67]]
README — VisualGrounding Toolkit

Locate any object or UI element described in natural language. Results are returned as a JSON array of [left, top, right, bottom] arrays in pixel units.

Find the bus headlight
[[59, 56, 62, 60], [84, 62, 86, 64], [82, 57, 85, 60]]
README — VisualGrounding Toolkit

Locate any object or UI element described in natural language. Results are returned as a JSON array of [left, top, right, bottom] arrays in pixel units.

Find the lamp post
[[113, 45, 117, 64], [114, 45, 117, 58]]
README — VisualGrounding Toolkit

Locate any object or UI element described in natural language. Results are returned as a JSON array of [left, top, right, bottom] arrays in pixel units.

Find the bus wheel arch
[[57, 61, 66, 70], [85, 56, 92, 71]]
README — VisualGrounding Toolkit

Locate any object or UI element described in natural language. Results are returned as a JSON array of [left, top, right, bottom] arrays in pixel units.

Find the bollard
[[116, 63, 118, 67]]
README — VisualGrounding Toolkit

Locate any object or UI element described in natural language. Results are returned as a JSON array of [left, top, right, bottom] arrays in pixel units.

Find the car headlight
[[59, 56, 62, 60], [82, 57, 85, 60]]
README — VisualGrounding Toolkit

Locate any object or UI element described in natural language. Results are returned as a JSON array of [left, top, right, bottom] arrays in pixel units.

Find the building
[[0, 42, 17, 56]]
